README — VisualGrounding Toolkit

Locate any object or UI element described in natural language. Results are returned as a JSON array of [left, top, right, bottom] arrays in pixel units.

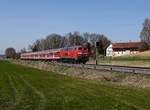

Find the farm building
[[106, 42, 141, 57]]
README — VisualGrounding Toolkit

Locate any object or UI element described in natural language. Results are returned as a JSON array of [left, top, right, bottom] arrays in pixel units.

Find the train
[[21, 46, 90, 64]]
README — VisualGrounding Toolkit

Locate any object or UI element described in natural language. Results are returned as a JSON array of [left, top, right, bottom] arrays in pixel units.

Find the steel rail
[[48, 62, 150, 75]]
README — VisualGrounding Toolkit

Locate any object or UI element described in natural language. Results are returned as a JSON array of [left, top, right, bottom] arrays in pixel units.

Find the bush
[[139, 42, 149, 52], [5, 48, 16, 59]]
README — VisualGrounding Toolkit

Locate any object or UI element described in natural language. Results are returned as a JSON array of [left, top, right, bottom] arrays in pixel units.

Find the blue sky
[[0, 0, 150, 54]]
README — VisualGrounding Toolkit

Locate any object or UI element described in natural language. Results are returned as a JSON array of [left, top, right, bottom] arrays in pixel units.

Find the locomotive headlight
[[78, 52, 82, 55]]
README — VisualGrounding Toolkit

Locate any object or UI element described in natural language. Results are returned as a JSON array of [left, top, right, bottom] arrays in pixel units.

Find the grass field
[[88, 51, 150, 67], [88, 59, 150, 67], [0, 60, 150, 110]]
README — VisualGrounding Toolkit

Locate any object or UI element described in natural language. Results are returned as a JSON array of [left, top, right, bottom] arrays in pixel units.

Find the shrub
[[139, 42, 149, 52]]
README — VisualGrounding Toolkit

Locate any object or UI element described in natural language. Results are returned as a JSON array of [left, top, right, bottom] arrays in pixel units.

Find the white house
[[106, 42, 141, 57]]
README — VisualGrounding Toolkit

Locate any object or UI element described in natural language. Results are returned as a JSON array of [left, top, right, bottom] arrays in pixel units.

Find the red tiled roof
[[112, 42, 141, 49]]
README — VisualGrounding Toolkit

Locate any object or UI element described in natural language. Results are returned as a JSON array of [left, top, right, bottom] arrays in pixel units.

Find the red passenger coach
[[21, 46, 89, 64]]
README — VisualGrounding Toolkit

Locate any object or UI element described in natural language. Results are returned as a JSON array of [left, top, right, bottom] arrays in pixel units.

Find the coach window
[[73, 47, 76, 50], [64, 47, 68, 51], [48, 53, 53, 56], [84, 48, 87, 50], [68, 47, 73, 50], [62, 48, 65, 51], [78, 47, 82, 50], [68, 47, 70, 50]]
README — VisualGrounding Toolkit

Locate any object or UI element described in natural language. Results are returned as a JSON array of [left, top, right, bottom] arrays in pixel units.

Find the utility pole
[[95, 42, 99, 65]]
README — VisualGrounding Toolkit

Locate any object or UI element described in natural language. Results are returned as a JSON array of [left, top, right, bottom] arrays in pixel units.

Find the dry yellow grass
[[132, 50, 150, 57], [119, 50, 150, 58]]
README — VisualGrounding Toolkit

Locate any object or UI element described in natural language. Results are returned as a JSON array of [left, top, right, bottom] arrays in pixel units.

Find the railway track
[[14, 60, 150, 75], [49, 62, 150, 75]]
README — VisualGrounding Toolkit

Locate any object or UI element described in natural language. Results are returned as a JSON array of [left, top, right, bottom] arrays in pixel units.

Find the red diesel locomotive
[[21, 46, 89, 64]]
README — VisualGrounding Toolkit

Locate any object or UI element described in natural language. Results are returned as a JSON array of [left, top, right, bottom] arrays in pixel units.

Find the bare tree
[[5, 47, 16, 59], [66, 32, 86, 46], [45, 34, 62, 49], [97, 35, 111, 55], [83, 32, 111, 55], [20, 48, 26, 53], [140, 18, 150, 48], [31, 40, 41, 52], [139, 42, 149, 52]]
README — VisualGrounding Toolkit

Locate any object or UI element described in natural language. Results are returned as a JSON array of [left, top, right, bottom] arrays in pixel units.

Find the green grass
[[112, 56, 150, 61], [0, 60, 150, 110], [88, 57, 150, 67]]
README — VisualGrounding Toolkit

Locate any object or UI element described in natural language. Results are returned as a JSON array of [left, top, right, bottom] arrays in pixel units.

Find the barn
[[106, 42, 141, 57]]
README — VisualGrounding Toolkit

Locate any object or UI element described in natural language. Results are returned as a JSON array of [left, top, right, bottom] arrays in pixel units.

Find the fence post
[[132, 69, 135, 73], [94, 65, 96, 69], [110, 67, 112, 71]]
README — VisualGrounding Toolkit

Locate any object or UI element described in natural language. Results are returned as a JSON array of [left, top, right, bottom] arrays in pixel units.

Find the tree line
[[5, 32, 111, 59], [29, 32, 111, 56]]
